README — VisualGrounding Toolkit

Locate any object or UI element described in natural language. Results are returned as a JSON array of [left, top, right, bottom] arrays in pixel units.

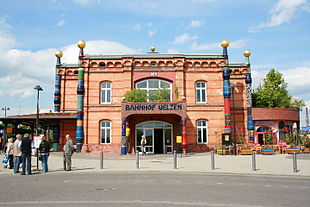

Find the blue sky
[[0, 0, 310, 126]]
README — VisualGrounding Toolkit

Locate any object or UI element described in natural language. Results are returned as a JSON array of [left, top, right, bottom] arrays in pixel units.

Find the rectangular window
[[101, 121, 111, 144], [101, 82, 111, 104], [197, 120, 208, 144], [196, 82, 207, 103]]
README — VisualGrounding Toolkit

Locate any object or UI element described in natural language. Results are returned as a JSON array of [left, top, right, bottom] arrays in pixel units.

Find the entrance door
[[154, 129, 163, 153], [136, 121, 173, 154]]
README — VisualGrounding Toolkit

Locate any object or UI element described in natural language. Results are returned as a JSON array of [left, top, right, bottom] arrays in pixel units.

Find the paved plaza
[[1, 152, 310, 177]]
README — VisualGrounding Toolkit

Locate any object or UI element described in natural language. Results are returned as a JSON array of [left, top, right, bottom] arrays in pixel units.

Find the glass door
[[164, 128, 173, 153], [136, 128, 154, 154]]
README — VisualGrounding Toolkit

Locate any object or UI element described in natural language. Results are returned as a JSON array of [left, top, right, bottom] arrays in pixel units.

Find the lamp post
[[34, 85, 43, 135], [1, 107, 10, 117], [230, 83, 237, 155]]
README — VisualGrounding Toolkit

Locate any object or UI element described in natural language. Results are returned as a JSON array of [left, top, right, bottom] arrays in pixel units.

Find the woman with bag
[[38, 135, 50, 173], [6, 138, 14, 169]]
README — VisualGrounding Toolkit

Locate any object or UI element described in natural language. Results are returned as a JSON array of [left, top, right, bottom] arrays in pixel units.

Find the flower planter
[[287, 148, 301, 154], [240, 150, 253, 155], [303, 148, 310, 153], [216, 149, 230, 155], [261, 149, 276, 155]]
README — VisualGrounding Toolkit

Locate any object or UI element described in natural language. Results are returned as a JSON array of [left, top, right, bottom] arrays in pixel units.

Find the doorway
[[154, 129, 163, 153], [136, 121, 173, 154]]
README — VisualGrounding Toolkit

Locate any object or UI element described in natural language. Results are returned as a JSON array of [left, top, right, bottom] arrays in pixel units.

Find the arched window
[[100, 121, 111, 144], [101, 82, 111, 104], [136, 79, 172, 102], [196, 81, 207, 103], [197, 120, 208, 143]]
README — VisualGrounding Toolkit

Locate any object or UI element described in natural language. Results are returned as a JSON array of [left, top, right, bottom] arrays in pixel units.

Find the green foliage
[[174, 84, 179, 101], [124, 89, 147, 102], [253, 68, 305, 110], [153, 87, 170, 102]]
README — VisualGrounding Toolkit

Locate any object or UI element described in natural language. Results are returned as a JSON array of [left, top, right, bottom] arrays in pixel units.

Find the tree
[[124, 89, 147, 102], [252, 68, 305, 110]]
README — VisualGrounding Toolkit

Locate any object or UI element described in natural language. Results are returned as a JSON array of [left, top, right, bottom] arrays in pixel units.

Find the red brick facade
[[57, 53, 251, 153]]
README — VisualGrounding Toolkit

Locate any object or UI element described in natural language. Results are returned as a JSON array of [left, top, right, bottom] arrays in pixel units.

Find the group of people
[[4, 133, 37, 175], [3, 133, 74, 174]]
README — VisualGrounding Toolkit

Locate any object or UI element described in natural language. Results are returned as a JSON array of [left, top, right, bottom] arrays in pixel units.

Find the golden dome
[[244, 49, 251, 57], [150, 46, 156, 52], [77, 40, 86, 49], [55, 50, 63, 58], [221, 40, 229, 48]]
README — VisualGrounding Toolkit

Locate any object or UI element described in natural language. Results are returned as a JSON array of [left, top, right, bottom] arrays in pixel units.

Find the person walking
[[13, 134, 22, 173], [6, 138, 14, 169], [20, 133, 32, 175], [140, 135, 147, 155], [38, 135, 50, 173], [64, 134, 73, 171]]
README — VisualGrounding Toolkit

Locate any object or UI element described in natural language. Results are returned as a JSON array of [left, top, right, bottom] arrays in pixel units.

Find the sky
[[0, 0, 310, 126]]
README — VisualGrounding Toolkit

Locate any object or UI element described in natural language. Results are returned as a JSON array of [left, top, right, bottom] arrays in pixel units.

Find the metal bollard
[[252, 150, 256, 171], [63, 152, 66, 170], [293, 152, 298, 173], [173, 150, 177, 169], [100, 151, 104, 169], [136, 151, 140, 169], [211, 151, 215, 170]]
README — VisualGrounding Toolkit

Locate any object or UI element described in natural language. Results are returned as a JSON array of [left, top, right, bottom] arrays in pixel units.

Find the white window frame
[[197, 120, 208, 144], [196, 81, 207, 103], [101, 82, 111, 104], [100, 121, 111, 144], [135, 79, 172, 102]]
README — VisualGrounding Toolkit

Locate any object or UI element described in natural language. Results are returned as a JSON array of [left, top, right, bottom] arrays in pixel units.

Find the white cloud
[[252, 65, 310, 98], [188, 20, 204, 28], [191, 39, 246, 51], [167, 49, 181, 54], [56, 20, 65, 26], [148, 30, 157, 37], [251, 0, 308, 31], [0, 16, 12, 29], [0, 20, 137, 103], [61, 40, 137, 64], [73, 0, 101, 5], [171, 33, 198, 45]]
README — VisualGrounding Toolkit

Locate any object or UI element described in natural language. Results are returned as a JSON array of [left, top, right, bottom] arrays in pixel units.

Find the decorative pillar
[[52, 125, 60, 152], [54, 50, 62, 112], [221, 40, 232, 135], [244, 50, 255, 143], [181, 117, 187, 155], [76, 40, 86, 152], [121, 119, 127, 155]]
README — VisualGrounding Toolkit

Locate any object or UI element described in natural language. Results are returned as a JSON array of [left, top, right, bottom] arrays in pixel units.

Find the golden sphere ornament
[[77, 40, 86, 49], [221, 40, 229, 48], [244, 49, 251, 57], [55, 50, 63, 58]]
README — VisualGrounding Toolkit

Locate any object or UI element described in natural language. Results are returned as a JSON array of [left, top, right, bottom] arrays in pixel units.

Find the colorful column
[[54, 50, 63, 112], [221, 40, 232, 135], [121, 119, 127, 155], [181, 117, 187, 155], [244, 50, 255, 143], [76, 40, 86, 152]]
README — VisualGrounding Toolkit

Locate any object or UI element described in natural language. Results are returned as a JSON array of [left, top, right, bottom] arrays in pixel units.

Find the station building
[[51, 40, 255, 154]]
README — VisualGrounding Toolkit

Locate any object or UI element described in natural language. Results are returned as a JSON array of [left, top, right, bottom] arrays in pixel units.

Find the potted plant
[[261, 145, 277, 155], [261, 133, 277, 155], [286, 144, 301, 154], [216, 146, 230, 155], [303, 142, 310, 153], [239, 144, 254, 155]]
